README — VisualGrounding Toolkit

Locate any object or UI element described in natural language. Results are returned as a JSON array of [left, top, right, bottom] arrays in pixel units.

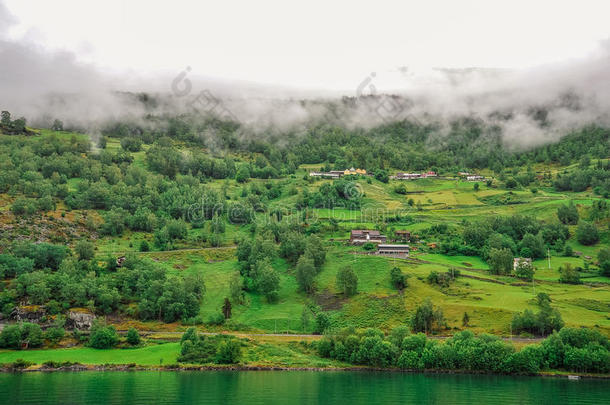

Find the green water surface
[[0, 371, 607, 404]]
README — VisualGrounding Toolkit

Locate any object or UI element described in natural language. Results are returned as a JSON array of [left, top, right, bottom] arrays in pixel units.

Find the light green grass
[[0, 344, 180, 366]]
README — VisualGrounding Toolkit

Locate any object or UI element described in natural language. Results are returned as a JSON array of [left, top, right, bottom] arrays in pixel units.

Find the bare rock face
[[67, 311, 96, 330], [10, 306, 47, 323]]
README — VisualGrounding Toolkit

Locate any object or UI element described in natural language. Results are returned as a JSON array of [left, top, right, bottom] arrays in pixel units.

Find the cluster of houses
[[391, 171, 437, 180], [309, 168, 486, 182], [349, 229, 410, 258], [390, 171, 485, 181], [309, 168, 368, 179], [459, 172, 485, 181]]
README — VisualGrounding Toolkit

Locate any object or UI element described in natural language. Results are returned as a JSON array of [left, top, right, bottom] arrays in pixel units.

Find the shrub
[[559, 263, 581, 284], [215, 339, 242, 364], [89, 324, 119, 349], [336, 266, 358, 296], [126, 327, 141, 346], [390, 267, 407, 289], [411, 299, 445, 333], [207, 312, 226, 326], [0, 323, 43, 349], [45, 327, 65, 345], [75, 241, 95, 261], [314, 313, 331, 334], [557, 202, 579, 225], [576, 221, 599, 245]]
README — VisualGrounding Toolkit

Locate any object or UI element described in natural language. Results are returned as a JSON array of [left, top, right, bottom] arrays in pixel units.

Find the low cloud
[[1, 3, 609, 149]]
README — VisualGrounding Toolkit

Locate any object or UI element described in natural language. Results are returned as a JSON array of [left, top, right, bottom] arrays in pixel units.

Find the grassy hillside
[[0, 127, 608, 343]]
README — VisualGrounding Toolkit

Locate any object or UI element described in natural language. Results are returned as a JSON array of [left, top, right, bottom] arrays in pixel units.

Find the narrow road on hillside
[[114, 329, 545, 343]]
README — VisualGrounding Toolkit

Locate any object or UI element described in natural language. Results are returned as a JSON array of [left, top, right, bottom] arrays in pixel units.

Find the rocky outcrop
[[10, 306, 47, 324], [66, 311, 96, 330]]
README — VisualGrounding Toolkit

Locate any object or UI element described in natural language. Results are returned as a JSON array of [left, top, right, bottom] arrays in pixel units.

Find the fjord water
[[0, 371, 608, 405]]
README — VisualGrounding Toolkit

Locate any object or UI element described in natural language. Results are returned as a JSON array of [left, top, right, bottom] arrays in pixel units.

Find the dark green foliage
[[304, 235, 326, 270], [215, 339, 242, 364], [222, 298, 232, 319], [511, 300, 564, 336], [336, 266, 357, 296], [598, 248, 610, 276], [45, 326, 65, 345], [318, 326, 608, 374], [557, 202, 579, 225], [126, 327, 141, 346], [520, 233, 545, 259], [120, 137, 142, 152], [576, 221, 599, 245], [0, 254, 34, 279], [296, 255, 316, 293], [374, 169, 389, 183], [462, 312, 470, 327], [255, 261, 280, 302], [411, 299, 445, 333], [390, 267, 407, 289], [427, 269, 459, 287], [558, 263, 581, 284], [314, 312, 331, 334], [0, 323, 43, 349], [12, 242, 69, 270], [88, 322, 119, 349], [75, 241, 95, 261], [488, 248, 513, 275], [178, 328, 241, 364]]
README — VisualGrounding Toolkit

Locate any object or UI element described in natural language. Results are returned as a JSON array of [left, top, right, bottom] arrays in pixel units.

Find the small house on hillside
[[466, 175, 485, 181], [513, 257, 532, 271], [344, 168, 367, 176], [394, 230, 411, 242], [350, 230, 387, 245], [394, 172, 422, 180], [377, 244, 410, 258]]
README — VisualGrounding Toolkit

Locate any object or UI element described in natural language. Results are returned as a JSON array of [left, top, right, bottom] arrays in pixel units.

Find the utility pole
[[547, 248, 551, 270], [532, 274, 536, 295]]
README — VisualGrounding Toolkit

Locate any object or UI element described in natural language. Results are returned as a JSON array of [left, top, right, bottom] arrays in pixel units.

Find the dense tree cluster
[[511, 295, 564, 336], [0, 244, 204, 323], [178, 328, 242, 364], [317, 326, 609, 374]]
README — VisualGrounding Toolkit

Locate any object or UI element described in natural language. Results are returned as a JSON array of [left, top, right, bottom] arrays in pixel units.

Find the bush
[[511, 302, 564, 336], [126, 327, 141, 345], [314, 312, 331, 334], [559, 263, 581, 284], [557, 202, 579, 225], [411, 299, 445, 333], [89, 324, 119, 349], [336, 266, 358, 296], [45, 327, 65, 345], [75, 240, 95, 261], [390, 267, 407, 289], [120, 137, 142, 152], [362, 242, 375, 251], [215, 339, 242, 364], [207, 312, 225, 326], [488, 248, 513, 275], [576, 221, 599, 245], [0, 323, 43, 349]]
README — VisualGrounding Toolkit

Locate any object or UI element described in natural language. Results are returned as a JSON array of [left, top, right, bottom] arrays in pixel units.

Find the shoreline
[[1, 363, 608, 379]]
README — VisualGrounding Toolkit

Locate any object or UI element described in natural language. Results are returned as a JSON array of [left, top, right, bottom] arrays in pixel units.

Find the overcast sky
[[4, 0, 610, 91]]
